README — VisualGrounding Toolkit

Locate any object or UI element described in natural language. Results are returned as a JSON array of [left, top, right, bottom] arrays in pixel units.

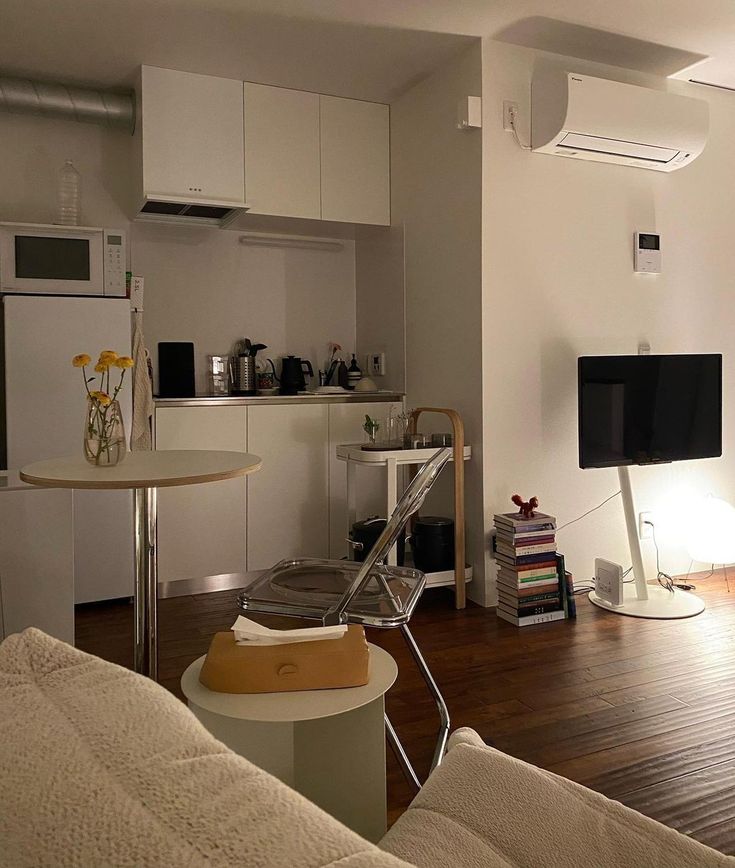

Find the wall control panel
[[634, 232, 661, 274]]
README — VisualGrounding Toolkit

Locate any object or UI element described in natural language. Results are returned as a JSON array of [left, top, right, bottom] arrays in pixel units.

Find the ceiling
[[1, 0, 734, 100], [0, 0, 473, 102]]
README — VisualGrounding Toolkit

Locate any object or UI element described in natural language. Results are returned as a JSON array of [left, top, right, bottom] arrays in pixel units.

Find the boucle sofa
[[1, 628, 732, 868]]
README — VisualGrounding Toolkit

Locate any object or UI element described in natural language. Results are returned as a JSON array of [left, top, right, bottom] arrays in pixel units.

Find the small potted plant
[[362, 413, 381, 448], [73, 350, 133, 466]]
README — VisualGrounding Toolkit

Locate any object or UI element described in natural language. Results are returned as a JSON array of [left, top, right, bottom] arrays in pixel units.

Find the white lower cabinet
[[246, 404, 329, 571], [327, 402, 402, 558], [155, 401, 402, 586], [155, 406, 248, 584]]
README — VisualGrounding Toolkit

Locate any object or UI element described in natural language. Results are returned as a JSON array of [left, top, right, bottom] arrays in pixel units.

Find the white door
[[328, 402, 402, 558], [244, 83, 321, 219], [246, 404, 329, 570], [141, 66, 245, 205], [155, 406, 248, 584], [320, 96, 390, 226], [3, 295, 133, 603]]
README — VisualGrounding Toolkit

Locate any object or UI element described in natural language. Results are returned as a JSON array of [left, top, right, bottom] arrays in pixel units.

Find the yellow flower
[[94, 362, 109, 373], [72, 354, 91, 368], [99, 350, 118, 362], [90, 391, 111, 406], [114, 356, 134, 369]]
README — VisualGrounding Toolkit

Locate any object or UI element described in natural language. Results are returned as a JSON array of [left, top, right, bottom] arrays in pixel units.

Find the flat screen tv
[[578, 354, 722, 469]]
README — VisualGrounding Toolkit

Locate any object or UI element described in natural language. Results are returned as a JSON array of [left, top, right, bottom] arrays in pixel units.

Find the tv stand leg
[[588, 465, 705, 620]]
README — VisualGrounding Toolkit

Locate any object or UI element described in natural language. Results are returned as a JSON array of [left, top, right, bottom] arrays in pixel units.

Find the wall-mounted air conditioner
[[531, 71, 708, 171]]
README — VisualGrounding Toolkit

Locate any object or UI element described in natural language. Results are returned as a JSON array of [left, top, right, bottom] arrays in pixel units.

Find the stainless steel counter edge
[[154, 392, 405, 408]]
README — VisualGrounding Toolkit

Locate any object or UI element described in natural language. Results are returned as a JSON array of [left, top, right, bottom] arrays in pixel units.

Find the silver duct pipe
[[0, 76, 134, 133]]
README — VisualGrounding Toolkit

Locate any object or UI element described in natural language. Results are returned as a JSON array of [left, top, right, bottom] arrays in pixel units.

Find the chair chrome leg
[[385, 713, 421, 793], [400, 623, 450, 773]]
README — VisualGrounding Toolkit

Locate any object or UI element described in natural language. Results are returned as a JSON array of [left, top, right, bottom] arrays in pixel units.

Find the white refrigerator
[[2, 295, 134, 602]]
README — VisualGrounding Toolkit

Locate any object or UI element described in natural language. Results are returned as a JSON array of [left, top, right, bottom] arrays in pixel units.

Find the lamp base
[[589, 583, 705, 620]]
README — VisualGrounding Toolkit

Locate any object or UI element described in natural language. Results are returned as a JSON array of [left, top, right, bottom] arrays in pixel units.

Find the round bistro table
[[20, 450, 262, 680]]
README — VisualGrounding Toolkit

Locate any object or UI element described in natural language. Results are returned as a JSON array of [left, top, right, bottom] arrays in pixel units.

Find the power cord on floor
[[644, 520, 676, 593], [572, 565, 633, 595]]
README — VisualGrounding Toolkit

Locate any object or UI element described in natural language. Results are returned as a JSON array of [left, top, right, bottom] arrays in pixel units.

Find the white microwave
[[0, 222, 126, 297]]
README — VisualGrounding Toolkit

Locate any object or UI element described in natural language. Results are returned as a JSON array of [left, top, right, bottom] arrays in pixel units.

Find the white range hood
[[132, 66, 249, 227]]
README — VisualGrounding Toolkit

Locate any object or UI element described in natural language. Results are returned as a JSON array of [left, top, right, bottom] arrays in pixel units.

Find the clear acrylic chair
[[237, 447, 452, 790]]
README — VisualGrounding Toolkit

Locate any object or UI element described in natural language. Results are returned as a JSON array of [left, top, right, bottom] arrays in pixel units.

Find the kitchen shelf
[[337, 407, 469, 609], [336, 444, 471, 464], [424, 564, 473, 589], [155, 392, 404, 408]]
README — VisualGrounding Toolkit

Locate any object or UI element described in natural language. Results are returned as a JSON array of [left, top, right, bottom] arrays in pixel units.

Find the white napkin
[[231, 615, 347, 646]]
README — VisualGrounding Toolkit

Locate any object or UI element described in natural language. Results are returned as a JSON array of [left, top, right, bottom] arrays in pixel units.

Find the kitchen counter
[[155, 391, 404, 408]]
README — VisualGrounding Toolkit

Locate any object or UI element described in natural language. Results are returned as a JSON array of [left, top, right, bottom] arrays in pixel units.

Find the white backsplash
[[132, 222, 357, 394]]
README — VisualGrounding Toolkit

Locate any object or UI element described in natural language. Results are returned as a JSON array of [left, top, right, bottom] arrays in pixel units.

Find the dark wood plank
[[74, 569, 735, 856], [583, 734, 735, 799]]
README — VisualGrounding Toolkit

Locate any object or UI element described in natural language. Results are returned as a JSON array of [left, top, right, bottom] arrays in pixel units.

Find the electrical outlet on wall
[[639, 511, 653, 539], [368, 352, 386, 376]]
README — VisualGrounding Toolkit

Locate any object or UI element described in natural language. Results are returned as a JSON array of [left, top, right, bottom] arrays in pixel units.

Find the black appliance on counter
[[410, 516, 455, 573], [349, 517, 405, 565], [158, 342, 195, 398], [280, 355, 314, 395]]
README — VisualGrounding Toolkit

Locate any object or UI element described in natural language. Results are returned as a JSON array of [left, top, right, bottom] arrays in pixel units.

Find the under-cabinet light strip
[[238, 233, 344, 252]]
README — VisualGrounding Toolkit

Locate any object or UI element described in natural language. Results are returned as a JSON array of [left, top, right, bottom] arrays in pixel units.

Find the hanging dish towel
[[131, 311, 153, 451]]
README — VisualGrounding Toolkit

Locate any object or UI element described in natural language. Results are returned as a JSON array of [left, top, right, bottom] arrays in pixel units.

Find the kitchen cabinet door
[[141, 66, 245, 205], [328, 402, 402, 558], [320, 96, 390, 226], [247, 404, 329, 570], [244, 84, 321, 219], [155, 406, 248, 584]]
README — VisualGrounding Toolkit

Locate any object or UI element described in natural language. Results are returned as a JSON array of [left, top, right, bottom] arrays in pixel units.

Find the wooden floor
[[76, 570, 735, 855]]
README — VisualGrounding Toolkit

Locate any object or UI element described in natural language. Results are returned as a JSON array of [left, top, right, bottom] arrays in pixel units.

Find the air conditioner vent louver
[[532, 71, 708, 172]]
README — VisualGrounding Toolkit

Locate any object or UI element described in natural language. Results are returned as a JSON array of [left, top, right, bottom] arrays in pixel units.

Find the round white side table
[[181, 643, 397, 843]]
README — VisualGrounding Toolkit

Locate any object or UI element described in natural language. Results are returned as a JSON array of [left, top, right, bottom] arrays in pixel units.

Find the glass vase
[[84, 397, 127, 467]]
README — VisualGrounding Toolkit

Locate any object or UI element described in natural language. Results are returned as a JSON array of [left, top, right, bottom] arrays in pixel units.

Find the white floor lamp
[[588, 465, 706, 619], [685, 495, 735, 593]]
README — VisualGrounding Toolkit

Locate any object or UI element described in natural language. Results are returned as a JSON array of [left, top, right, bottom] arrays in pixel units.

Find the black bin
[[410, 516, 455, 573]]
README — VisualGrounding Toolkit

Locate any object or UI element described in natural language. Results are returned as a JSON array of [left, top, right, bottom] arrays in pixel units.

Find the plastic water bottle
[[55, 159, 81, 226]]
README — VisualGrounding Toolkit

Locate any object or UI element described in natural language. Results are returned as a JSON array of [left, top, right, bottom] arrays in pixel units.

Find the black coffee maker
[[280, 356, 314, 394]]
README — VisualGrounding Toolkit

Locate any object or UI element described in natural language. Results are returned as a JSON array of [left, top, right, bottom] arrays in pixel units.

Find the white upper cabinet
[[320, 95, 390, 226], [244, 84, 321, 219], [140, 66, 245, 206]]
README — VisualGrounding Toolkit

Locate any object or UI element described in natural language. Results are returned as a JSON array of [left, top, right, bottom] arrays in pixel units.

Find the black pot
[[410, 516, 454, 573], [349, 517, 405, 565]]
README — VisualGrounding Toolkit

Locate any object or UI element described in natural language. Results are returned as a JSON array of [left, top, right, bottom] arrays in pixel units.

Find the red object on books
[[511, 494, 539, 519]]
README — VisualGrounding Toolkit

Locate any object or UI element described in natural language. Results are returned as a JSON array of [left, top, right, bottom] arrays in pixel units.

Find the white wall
[[0, 111, 358, 395], [355, 224, 406, 393], [391, 43, 487, 602], [481, 40, 735, 597]]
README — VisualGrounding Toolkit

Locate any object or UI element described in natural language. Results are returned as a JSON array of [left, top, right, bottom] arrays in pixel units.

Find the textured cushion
[[0, 628, 411, 868], [381, 727, 735, 868]]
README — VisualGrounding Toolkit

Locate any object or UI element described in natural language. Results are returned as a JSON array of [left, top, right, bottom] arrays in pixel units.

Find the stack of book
[[494, 511, 566, 626]]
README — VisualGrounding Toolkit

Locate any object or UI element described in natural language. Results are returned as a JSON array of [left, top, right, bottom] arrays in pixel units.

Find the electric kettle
[[280, 356, 314, 395]]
